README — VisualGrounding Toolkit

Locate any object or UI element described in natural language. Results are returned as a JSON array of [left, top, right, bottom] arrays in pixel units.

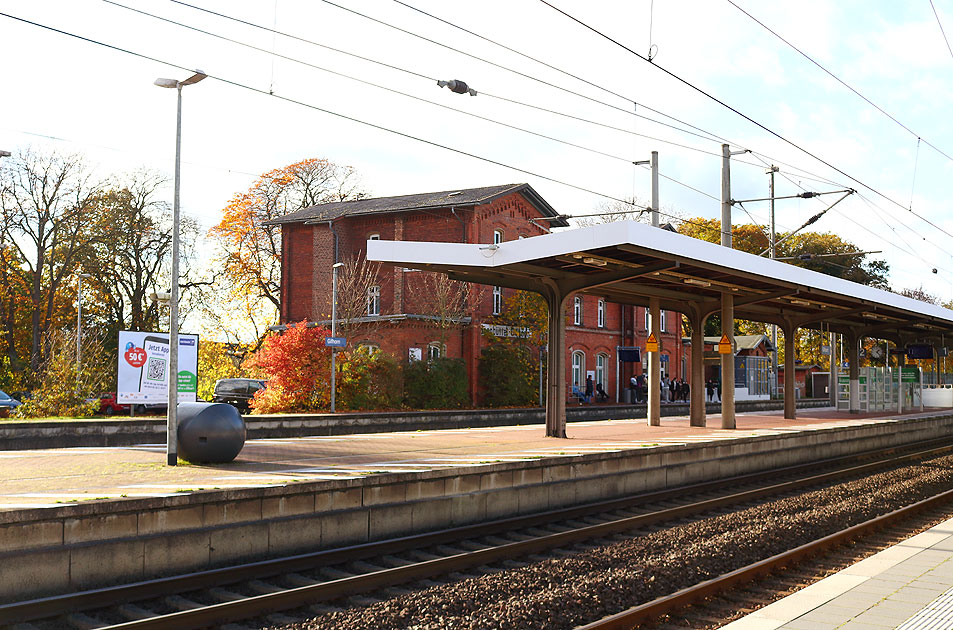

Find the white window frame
[[572, 351, 585, 387], [597, 299, 606, 328], [368, 233, 380, 241], [644, 307, 650, 331], [367, 285, 381, 316], [493, 229, 503, 245], [427, 342, 444, 360], [596, 353, 608, 389], [574, 296, 582, 325], [492, 286, 503, 315], [660, 310, 666, 333]]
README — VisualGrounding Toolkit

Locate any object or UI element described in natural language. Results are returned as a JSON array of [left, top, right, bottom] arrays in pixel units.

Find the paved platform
[[0, 405, 944, 512], [723, 515, 953, 630]]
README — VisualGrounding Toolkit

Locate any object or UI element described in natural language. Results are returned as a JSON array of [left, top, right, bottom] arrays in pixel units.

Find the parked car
[[98, 393, 130, 416], [212, 378, 266, 413], [9, 391, 31, 403], [0, 390, 22, 417]]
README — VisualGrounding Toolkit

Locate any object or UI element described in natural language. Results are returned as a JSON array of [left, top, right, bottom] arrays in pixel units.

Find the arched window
[[574, 296, 582, 325], [596, 353, 609, 388], [427, 342, 445, 360], [597, 299, 606, 328], [493, 286, 503, 314], [368, 233, 380, 241], [493, 229, 503, 245], [572, 351, 585, 387], [367, 285, 381, 316]]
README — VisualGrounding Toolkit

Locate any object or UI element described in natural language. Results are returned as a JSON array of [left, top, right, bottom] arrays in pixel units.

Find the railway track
[[3, 437, 953, 630]]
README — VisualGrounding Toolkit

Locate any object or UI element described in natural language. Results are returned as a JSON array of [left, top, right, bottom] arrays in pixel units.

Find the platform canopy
[[368, 221, 953, 436]]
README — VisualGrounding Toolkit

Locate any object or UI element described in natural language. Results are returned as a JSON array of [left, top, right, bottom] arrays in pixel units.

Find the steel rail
[[81, 443, 953, 629], [3, 437, 952, 628], [574, 487, 953, 630]]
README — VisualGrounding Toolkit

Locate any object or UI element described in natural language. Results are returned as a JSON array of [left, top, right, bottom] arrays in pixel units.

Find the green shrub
[[478, 341, 538, 407], [338, 350, 403, 410], [403, 357, 469, 409]]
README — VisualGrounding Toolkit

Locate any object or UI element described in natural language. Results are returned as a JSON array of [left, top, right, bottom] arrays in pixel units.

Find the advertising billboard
[[117, 330, 199, 404]]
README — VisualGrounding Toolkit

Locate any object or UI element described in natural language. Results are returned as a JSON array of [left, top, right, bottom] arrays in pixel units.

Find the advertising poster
[[117, 330, 199, 404]]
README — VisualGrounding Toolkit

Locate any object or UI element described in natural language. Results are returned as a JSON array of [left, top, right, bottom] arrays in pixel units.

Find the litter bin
[[177, 402, 246, 463]]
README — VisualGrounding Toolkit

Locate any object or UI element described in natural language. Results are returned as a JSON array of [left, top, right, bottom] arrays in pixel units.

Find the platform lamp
[[330, 262, 344, 413], [154, 70, 206, 466]]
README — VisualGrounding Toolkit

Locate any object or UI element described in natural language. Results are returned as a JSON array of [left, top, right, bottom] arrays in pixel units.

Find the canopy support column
[[781, 322, 797, 420], [689, 310, 706, 427], [542, 282, 568, 438], [721, 291, 736, 429], [848, 330, 860, 414], [647, 297, 662, 426]]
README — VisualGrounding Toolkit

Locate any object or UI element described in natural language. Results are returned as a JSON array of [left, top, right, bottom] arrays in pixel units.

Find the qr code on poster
[[146, 356, 166, 382]]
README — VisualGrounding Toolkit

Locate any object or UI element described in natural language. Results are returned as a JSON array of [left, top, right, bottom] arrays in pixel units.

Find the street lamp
[[75, 272, 92, 388], [154, 69, 206, 466], [330, 262, 344, 413]]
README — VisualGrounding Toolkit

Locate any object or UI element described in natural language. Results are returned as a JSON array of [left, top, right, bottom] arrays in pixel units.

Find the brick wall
[[279, 190, 692, 404]]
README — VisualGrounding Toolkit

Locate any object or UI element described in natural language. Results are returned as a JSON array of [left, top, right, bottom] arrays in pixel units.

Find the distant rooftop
[[266, 183, 569, 226]]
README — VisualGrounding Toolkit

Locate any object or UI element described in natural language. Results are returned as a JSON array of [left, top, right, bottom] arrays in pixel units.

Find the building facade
[[272, 183, 687, 404]]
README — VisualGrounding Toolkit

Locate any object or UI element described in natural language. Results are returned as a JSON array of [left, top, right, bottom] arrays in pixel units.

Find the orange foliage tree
[[243, 320, 332, 413], [207, 158, 366, 339]]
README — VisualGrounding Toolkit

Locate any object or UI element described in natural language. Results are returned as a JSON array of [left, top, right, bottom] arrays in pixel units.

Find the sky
[[4, 0, 953, 318]]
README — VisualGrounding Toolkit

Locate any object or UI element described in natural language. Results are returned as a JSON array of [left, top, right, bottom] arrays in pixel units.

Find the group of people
[[627, 374, 722, 404], [578, 374, 609, 403]]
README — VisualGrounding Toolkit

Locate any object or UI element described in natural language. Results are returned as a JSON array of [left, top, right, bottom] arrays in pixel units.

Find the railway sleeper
[[208, 587, 246, 603], [164, 595, 204, 611], [115, 603, 155, 621], [64, 612, 103, 630]]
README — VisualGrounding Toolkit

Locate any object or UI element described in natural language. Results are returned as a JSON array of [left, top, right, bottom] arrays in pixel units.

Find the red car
[[98, 393, 130, 416]]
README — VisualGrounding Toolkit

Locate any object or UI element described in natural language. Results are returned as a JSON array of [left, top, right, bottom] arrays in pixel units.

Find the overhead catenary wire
[[4, 10, 937, 269], [930, 0, 953, 64], [539, 0, 953, 243], [726, 0, 953, 166], [157, 0, 867, 201], [4, 11, 775, 251]]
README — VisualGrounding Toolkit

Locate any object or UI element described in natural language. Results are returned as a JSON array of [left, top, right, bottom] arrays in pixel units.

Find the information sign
[[324, 337, 347, 348], [117, 331, 199, 404], [645, 333, 659, 353], [718, 334, 733, 354], [901, 367, 920, 383]]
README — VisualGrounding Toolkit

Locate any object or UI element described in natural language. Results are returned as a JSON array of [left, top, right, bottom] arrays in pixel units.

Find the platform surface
[[0, 405, 944, 512], [723, 514, 953, 630]]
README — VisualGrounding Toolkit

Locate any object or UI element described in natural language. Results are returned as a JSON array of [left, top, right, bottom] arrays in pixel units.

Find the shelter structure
[[368, 220, 953, 438]]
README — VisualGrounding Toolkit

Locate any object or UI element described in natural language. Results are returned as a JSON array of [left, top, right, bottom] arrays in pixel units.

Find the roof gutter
[[450, 207, 466, 243], [327, 220, 339, 263]]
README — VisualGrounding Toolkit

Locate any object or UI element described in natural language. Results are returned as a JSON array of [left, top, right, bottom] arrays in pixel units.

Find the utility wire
[[389, 0, 717, 141], [159, 0, 872, 208], [105, 0, 730, 205], [3, 10, 771, 251], [540, 0, 953, 242], [930, 0, 953, 63], [726, 0, 953, 165]]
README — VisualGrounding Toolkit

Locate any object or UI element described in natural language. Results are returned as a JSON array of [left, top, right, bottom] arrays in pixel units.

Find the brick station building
[[271, 183, 686, 404]]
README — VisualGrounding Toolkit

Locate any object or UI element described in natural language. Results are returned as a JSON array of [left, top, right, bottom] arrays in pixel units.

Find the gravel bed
[[272, 455, 953, 630]]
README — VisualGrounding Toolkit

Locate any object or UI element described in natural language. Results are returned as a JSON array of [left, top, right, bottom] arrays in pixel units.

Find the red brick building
[[272, 183, 686, 404]]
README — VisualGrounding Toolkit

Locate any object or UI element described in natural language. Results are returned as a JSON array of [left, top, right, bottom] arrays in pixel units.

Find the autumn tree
[[208, 159, 367, 339], [242, 321, 332, 413], [333, 253, 383, 341], [0, 148, 101, 373], [479, 291, 548, 407]]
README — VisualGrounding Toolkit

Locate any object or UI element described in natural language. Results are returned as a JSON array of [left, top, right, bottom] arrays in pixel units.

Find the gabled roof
[[266, 183, 569, 226]]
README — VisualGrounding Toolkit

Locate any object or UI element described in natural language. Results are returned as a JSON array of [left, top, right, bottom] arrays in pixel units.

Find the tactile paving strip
[[896, 586, 953, 630]]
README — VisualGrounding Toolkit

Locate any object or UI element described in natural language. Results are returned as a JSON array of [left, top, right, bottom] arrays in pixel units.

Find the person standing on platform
[[716, 379, 722, 403], [706, 379, 714, 402], [585, 374, 594, 403]]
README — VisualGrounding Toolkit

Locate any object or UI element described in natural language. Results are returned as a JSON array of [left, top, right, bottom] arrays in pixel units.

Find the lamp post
[[154, 70, 206, 466], [330, 262, 344, 412], [75, 272, 92, 387]]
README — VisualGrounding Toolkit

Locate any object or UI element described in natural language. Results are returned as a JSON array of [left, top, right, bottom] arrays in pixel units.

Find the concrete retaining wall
[[0, 411, 950, 602], [0, 399, 831, 451]]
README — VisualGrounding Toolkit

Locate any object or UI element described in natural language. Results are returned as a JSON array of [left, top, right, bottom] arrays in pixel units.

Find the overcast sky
[[4, 0, 953, 303]]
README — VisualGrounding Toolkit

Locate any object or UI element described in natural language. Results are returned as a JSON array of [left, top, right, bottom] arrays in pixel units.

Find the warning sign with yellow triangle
[[718, 334, 733, 354], [645, 333, 659, 353]]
